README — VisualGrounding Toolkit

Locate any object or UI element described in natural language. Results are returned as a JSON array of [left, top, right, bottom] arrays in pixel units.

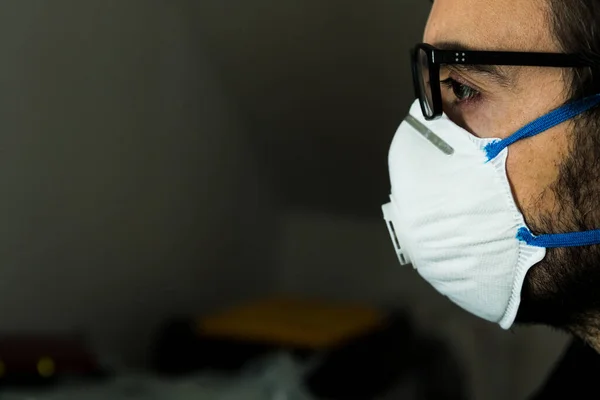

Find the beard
[[515, 112, 600, 332]]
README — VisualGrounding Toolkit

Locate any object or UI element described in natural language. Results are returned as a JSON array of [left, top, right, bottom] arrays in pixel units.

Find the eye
[[440, 77, 480, 102]]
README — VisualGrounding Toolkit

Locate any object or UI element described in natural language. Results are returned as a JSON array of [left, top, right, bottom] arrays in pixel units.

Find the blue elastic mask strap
[[517, 227, 600, 248], [485, 93, 600, 161]]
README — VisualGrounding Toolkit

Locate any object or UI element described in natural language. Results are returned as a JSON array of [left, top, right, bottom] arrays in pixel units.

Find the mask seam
[[485, 147, 545, 328]]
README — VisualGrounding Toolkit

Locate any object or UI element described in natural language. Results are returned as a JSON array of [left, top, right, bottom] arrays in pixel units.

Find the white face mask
[[382, 97, 600, 328]]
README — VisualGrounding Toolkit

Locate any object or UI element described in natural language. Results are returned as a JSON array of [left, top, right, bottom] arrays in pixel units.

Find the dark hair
[[549, 0, 600, 105], [517, 1, 600, 330]]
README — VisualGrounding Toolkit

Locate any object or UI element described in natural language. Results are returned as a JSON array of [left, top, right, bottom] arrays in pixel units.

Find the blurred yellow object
[[198, 297, 385, 349], [37, 357, 55, 378]]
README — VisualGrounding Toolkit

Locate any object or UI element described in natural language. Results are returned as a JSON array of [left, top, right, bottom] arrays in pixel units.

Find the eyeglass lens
[[416, 48, 434, 118]]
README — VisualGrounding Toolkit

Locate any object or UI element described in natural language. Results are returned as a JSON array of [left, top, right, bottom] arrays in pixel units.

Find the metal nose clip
[[382, 202, 411, 266], [405, 114, 454, 155]]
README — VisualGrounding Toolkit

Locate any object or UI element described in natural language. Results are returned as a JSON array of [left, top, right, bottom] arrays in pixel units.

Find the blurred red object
[[0, 334, 101, 382]]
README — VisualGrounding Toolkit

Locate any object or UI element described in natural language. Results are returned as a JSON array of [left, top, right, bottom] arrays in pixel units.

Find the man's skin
[[424, 0, 600, 349], [425, 0, 566, 224]]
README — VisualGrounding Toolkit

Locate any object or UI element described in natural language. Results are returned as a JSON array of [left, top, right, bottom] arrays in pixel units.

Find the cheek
[[505, 124, 571, 225], [463, 101, 513, 138], [451, 70, 565, 139], [452, 98, 524, 139]]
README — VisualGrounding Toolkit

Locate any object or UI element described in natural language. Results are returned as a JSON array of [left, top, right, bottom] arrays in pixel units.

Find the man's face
[[424, 0, 569, 231], [424, 0, 600, 333]]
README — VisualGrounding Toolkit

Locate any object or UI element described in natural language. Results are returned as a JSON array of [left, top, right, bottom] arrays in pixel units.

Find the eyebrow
[[433, 41, 516, 87]]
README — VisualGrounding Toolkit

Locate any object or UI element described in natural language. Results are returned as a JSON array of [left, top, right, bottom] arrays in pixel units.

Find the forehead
[[424, 0, 558, 52]]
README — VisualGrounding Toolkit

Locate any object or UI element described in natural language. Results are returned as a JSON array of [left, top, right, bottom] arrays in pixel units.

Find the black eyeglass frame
[[412, 43, 596, 120]]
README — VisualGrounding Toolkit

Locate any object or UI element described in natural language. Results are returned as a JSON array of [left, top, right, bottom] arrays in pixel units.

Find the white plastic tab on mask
[[405, 114, 454, 155], [382, 202, 411, 266]]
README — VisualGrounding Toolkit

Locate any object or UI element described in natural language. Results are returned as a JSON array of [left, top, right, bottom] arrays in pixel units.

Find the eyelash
[[440, 76, 481, 105]]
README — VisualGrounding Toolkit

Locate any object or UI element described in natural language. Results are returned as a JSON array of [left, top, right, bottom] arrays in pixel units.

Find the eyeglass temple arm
[[435, 50, 593, 68]]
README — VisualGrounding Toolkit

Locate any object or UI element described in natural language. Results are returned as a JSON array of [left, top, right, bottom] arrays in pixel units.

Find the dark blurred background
[[0, 1, 570, 399]]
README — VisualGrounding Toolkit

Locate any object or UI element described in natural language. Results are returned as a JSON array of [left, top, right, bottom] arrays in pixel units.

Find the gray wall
[[191, 0, 431, 216], [0, 0, 276, 364]]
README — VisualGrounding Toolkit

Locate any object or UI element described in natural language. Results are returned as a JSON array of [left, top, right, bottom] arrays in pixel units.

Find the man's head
[[424, 0, 600, 338]]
